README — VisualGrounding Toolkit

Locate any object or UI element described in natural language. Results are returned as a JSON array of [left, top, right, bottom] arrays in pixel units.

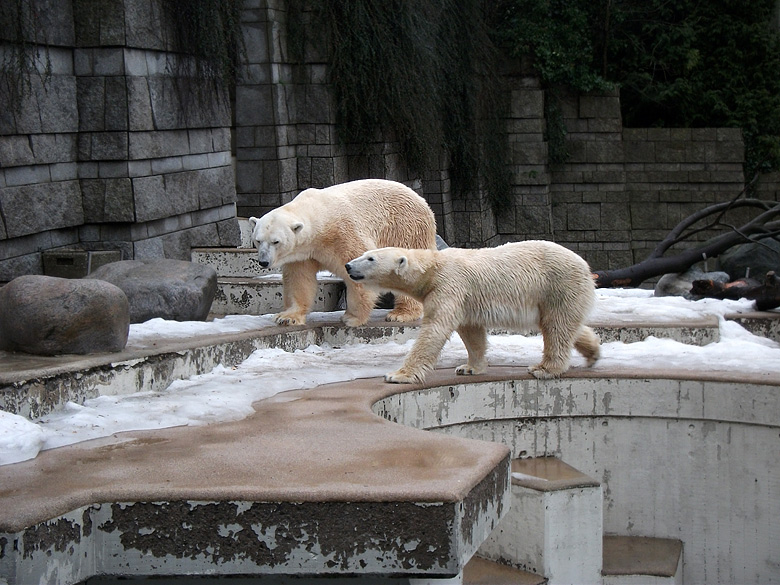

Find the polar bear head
[[345, 247, 432, 296], [248, 210, 307, 269]]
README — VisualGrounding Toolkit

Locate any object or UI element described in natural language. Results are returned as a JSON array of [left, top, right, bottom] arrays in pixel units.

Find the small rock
[[0, 275, 129, 355], [86, 259, 217, 323]]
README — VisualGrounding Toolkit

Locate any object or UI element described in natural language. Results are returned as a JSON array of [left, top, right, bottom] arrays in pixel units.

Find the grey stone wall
[[0, 0, 239, 282], [236, 0, 778, 269], [498, 86, 754, 270], [234, 1, 774, 274], [235, 0, 455, 234]]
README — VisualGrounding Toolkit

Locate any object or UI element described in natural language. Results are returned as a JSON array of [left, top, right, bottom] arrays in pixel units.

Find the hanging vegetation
[[494, 0, 780, 178], [293, 0, 512, 213], [0, 0, 51, 115], [160, 0, 245, 105]]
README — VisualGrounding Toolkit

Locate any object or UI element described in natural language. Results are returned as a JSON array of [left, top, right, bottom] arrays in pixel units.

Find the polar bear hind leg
[[386, 294, 424, 322], [574, 325, 600, 366], [455, 324, 488, 375], [528, 310, 579, 379]]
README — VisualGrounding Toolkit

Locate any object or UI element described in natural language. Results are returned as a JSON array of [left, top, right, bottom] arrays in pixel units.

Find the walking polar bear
[[249, 179, 437, 327], [345, 241, 600, 383]]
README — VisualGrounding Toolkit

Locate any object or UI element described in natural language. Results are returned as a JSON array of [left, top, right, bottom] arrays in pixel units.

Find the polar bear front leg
[[386, 294, 424, 322], [455, 324, 488, 375], [385, 320, 452, 384], [276, 259, 319, 325], [342, 280, 378, 327]]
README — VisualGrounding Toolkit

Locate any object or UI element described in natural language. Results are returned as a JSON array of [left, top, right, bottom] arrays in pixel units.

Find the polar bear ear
[[248, 216, 258, 228], [291, 221, 304, 233], [395, 256, 408, 274]]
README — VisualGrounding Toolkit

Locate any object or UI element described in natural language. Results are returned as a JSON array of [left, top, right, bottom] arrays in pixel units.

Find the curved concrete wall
[[373, 374, 780, 585]]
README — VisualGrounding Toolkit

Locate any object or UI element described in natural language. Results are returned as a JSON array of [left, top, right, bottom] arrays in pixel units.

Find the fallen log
[[690, 271, 780, 311]]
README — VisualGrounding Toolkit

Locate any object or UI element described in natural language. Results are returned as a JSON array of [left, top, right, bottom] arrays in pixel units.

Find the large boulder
[[0, 275, 129, 355], [86, 259, 217, 323], [718, 239, 780, 280]]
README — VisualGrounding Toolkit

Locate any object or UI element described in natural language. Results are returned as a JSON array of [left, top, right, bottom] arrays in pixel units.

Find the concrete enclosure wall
[[373, 377, 780, 585]]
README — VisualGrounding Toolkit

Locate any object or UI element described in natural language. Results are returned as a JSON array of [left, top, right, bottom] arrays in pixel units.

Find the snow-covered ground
[[1, 289, 777, 466]]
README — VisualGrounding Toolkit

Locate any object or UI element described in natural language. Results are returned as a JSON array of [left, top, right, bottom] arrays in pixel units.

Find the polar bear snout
[[344, 262, 364, 281]]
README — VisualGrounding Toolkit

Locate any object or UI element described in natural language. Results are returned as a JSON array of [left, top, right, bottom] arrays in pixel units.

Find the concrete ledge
[[511, 457, 600, 492], [0, 309, 727, 419], [0, 314, 420, 418], [211, 275, 344, 316]]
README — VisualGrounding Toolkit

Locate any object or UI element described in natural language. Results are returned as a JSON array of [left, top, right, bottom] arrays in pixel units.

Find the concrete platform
[[0, 371, 511, 583], [1, 310, 779, 584]]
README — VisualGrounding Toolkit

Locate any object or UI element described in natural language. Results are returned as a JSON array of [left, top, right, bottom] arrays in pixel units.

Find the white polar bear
[[345, 241, 601, 383], [248, 179, 437, 327]]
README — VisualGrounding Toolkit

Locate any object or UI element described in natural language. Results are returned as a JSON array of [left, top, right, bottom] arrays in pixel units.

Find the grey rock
[[0, 275, 129, 355], [718, 239, 780, 280], [86, 259, 217, 323], [655, 266, 730, 298]]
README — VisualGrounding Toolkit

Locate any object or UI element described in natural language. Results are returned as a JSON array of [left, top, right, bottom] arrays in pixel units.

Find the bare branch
[[595, 200, 780, 288]]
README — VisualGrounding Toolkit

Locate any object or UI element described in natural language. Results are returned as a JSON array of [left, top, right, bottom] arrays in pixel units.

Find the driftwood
[[593, 174, 780, 288], [690, 271, 780, 311]]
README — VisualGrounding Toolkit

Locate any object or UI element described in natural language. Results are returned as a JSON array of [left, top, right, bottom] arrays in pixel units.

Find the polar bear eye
[[367, 256, 375, 262], [271, 240, 280, 245]]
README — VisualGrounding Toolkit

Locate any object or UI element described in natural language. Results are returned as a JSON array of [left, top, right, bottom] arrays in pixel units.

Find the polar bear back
[[292, 179, 436, 249], [432, 241, 595, 331]]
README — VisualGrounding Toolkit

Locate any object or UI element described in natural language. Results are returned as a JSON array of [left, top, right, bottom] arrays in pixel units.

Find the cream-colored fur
[[345, 242, 600, 382], [249, 179, 437, 326]]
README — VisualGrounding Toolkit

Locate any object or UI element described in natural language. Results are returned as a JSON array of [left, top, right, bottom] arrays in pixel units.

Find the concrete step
[[192, 246, 274, 278], [602, 535, 683, 585], [478, 457, 603, 585], [463, 556, 546, 584], [210, 275, 344, 316]]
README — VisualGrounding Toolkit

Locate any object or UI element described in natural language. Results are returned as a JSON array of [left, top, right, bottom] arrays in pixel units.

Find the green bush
[[495, 0, 780, 176]]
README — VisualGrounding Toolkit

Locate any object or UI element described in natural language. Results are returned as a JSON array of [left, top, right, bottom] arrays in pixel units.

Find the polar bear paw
[[385, 308, 423, 322], [384, 370, 421, 384], [455, 363, 485, 376], [528, 364, 563, 379], [275, 311, 306, 326], [341, 313, 369, 327]]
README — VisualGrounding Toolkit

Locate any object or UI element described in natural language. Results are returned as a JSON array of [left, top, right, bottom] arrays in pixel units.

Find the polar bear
[[345, 241, 600, 382], [249, 179, 437, 327]]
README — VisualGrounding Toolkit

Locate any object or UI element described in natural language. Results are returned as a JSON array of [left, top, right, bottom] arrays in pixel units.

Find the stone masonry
[[235, 0, 777, 274], [0, 0, 240, 283], [2, 0, 777, 282]]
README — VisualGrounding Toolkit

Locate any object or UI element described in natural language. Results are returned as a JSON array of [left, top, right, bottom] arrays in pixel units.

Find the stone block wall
[[235, 0, 456, 237], [233, 3, 766, 274], [0, 0, 240, 282]]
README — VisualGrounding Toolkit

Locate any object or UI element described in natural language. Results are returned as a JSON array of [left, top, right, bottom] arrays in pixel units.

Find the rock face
[[0, 275, 129, 355], [86, 259, 218, 323]]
